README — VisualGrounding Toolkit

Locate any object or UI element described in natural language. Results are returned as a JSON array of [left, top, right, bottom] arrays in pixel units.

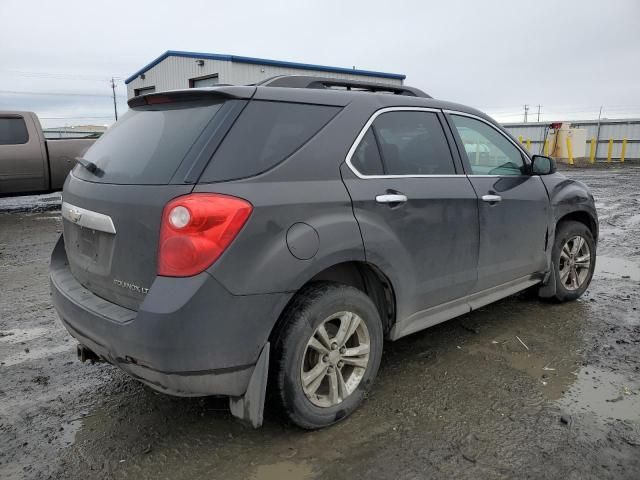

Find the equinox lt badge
[[113, 279, 149, 294]]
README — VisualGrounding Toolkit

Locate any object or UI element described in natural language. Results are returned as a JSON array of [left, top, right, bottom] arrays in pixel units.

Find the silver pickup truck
[[0, 111, 97, 196]]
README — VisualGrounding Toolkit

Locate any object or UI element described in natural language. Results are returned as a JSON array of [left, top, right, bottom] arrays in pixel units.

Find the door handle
[[482, 194, 502, 203], [376, 194, 408, 204]]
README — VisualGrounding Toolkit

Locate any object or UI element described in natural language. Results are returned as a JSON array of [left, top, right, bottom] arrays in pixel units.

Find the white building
[[125, 50, 405, 99]]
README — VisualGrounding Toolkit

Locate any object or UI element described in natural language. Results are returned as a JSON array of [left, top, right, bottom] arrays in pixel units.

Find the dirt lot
[[1, 167, 639, 480]]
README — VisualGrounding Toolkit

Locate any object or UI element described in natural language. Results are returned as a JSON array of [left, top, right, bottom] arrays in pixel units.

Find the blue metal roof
[[124, 50, 406, 84]]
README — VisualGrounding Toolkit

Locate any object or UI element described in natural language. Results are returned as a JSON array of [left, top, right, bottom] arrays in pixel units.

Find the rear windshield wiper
[[75, 157, 103, 176]]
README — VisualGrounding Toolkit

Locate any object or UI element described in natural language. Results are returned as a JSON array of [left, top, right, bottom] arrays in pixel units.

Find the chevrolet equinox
[[50, 76, 598, 429]]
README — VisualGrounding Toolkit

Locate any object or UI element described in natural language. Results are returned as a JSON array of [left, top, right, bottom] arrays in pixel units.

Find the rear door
[[0, 114, 47, 194], [446, 112, 549, 292], [341, 107, 479, 323], [62, 93, 249, 310]]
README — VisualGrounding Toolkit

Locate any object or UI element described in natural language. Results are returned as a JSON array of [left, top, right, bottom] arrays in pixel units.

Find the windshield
[[73, 101, 224, 184]]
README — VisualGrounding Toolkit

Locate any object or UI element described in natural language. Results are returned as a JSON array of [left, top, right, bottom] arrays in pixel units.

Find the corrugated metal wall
[[126, 56, 403, 98], [504, 120, 640, 160]]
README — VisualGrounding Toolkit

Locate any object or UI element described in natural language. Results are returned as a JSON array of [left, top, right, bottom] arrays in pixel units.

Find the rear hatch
[[62, 89, 252, 310]]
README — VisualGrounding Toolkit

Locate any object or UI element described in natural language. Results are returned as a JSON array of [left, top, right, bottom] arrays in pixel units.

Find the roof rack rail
[[257, 75, 431, 98]]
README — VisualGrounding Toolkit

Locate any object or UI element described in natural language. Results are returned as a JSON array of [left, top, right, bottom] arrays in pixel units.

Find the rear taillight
[[158, 193, 253, 277]]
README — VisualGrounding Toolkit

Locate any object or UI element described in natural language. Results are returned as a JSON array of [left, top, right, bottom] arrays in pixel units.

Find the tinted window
[[0, 117, 29, 145], [451, 115, 526, 176], [350, 128, 384, 175], [74, 101, 224, 184], [372, 111, 455, 175], [201, 101, 339, 182]]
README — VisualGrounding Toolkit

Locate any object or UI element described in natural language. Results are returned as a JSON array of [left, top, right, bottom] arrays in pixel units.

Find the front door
[[341, 108, 479, 325], [446, 112, 550, 292]]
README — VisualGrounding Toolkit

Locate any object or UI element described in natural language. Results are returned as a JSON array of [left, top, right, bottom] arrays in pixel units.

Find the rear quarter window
[[0, 117, 29, 145], [200, 101, 340, 182]]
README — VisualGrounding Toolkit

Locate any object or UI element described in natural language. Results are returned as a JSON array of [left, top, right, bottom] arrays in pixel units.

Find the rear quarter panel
[[193, 102, 373, 295]]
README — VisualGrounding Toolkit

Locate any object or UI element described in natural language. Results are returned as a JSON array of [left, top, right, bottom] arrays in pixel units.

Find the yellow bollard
[[607, 138, 613, 162], [526, 138, 531, 151], [543, 139, 549, 156], [589, 137, 596, 163], [621, 138, 627, 163], [566, 136, 574, 165], [518, 135, 524, 144]]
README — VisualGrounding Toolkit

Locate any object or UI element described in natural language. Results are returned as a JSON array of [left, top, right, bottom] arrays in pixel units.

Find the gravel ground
[[0, 167, 639, 480]]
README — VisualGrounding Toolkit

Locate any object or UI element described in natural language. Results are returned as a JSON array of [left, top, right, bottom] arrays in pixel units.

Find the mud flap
[[538, 269, 557, 298], [229, 342, 269, 428]]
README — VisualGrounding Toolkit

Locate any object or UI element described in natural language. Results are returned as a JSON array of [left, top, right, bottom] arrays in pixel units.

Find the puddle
[[558, 367, 640, 422], [249, 461, 314, 480], [59, 418, 84, 447], [595, 256, 640, 281], [0, 193, 61, 213], [467, 339, 581, 401]]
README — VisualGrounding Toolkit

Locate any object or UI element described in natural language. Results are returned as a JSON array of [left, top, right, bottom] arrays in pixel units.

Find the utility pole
[[110, 77, 118, 121], [595, 106, 603, 160], [523, 104, 529, 123], [536, 104, 542, 122]]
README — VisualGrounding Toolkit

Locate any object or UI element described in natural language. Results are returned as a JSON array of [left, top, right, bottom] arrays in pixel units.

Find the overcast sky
[[1, 0, 639, 127]]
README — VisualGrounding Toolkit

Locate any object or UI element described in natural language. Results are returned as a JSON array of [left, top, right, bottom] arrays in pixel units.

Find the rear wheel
[[272, 282, 383, 429], [550, 221, 596, 301]]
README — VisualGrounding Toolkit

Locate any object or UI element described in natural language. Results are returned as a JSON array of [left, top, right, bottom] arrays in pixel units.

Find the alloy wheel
[[559, 235, 591, 291], [300, 311, 371, 408]]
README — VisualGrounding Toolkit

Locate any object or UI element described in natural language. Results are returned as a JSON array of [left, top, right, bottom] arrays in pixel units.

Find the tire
[[271, 282, 383, 429], [549, 220, 596, 302]]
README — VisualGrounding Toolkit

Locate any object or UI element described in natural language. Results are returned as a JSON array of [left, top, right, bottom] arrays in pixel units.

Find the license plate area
[[78, 226, 98, 258], [64, 220, 116, 277]]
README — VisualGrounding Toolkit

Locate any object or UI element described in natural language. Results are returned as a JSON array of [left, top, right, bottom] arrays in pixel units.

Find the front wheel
[[550, 221, 596, 301], [272, 282, 383, 429]]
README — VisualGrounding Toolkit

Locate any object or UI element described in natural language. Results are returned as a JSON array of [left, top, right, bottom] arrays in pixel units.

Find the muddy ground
[[1, 167, 639, 480]]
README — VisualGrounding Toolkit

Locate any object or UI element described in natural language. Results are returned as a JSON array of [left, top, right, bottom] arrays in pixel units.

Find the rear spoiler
[[128, 86, 256, 108]]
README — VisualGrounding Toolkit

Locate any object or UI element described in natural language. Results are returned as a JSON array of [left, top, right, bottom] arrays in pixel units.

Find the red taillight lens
[[158, 193, 253, 277]]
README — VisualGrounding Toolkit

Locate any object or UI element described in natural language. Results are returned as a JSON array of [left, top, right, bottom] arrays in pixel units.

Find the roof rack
[[257, 75, 431, 98]]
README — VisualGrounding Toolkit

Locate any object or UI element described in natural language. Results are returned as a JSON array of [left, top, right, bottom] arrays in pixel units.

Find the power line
[[0, 90, 126, 98], [0, 69, 126, 81]]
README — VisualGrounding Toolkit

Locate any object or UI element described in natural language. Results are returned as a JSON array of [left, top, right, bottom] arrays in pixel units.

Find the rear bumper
[[50, 235, 290, 397]]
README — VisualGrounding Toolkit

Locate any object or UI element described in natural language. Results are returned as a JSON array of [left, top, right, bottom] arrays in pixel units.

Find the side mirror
[[531, 155, 556, 175]]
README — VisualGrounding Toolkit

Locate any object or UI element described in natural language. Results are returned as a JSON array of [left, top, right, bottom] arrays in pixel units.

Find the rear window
[[0, 117, 29, 145], [200, 101, 340, 182], [73, 101, 224, 184]]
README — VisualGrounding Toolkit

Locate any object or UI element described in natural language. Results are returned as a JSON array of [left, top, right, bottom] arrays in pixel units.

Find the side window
[[134, 86, 156, 96], [372, 111, 455, 175], [350, 128, 384, 175], [450, 115, 526, 176], [0, 117, 29, 145], [201, 101, 340, 182], [190, 74, 219, 88]]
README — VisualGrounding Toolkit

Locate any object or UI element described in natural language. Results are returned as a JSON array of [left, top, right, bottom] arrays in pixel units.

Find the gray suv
[[50, 76, 598, 429]]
